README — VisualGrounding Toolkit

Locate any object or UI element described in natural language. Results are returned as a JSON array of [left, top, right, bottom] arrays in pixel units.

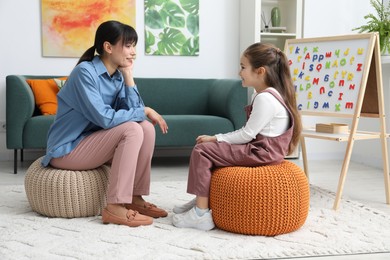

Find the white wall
[[351, 0, 390, 168], [303, 0, 371, 38], [0, 0, 240, 161], [301, 0, 386, 167], [0, 0, 382, 166]]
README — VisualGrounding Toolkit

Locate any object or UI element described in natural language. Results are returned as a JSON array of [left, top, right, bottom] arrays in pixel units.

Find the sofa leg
[[14, 149, 17, 174], [21, 149, 24, 162]]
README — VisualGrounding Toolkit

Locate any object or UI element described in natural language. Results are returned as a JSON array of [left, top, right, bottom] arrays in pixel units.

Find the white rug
[[1, 181, 390, 260]]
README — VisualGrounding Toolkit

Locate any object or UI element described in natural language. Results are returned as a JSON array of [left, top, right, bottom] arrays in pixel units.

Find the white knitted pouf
[[25, 157, 109, 218]]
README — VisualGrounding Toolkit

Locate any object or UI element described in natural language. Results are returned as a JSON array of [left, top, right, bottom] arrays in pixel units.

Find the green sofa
[[6, 75, 247, 173]]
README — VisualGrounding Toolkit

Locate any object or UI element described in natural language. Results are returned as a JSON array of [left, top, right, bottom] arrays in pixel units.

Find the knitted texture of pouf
[[210, 160, 310, 236], [25, 157, 109, 218]]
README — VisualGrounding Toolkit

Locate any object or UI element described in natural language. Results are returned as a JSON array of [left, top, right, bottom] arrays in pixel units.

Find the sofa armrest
[[208, 79, 248, 130], [6, 75, 36, 149]]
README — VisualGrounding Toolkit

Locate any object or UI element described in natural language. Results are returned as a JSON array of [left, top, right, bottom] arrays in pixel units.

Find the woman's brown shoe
[[125, 202, 168, 218], [102, 208, 153, 227]]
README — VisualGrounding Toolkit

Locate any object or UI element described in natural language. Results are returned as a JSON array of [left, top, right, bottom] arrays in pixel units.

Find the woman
[[42, 20, 168, 227], [172, 42, 302, 231]]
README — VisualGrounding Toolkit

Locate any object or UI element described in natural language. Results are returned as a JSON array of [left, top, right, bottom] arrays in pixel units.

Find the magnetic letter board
[[285, 33, 376, 118], [284, 33, 390, 210]]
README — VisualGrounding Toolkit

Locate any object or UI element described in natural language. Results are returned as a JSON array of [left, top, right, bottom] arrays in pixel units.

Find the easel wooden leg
[[381, 143, 390, 205], [333, 139, 355, 210], [380, 131, 390, 204], [374, 30, 390, 205], [300, 136, 309, 179]]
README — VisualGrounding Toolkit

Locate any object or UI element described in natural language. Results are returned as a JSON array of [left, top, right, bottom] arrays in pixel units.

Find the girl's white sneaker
[[173, 198, 196, 214], [172, 207, 215, 231]]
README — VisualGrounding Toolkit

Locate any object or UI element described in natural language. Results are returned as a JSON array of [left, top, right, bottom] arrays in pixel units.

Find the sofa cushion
[[54, 77, 67, 89], [26, 77, 67, 115], [155, 115, 234, 147], [136, 78, 210, 115]]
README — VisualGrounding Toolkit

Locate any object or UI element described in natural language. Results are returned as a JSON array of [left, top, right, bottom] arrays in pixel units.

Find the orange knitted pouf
[[210, 160, 310, 236]]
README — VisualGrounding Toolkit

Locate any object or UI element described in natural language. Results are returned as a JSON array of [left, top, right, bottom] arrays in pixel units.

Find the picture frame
[[41, 0, 136, 57]]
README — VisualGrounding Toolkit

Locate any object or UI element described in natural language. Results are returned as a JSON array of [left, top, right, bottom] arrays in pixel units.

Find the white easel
[[285, 33, 390, 210]]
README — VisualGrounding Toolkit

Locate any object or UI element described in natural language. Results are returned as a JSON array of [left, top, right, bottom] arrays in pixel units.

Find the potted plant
[[353, 0, 390, 55]]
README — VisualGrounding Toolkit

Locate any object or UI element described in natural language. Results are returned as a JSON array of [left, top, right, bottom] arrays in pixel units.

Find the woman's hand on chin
[[119, 63, 135, 86]]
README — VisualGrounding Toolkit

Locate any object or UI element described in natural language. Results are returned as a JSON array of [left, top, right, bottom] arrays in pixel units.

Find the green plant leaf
[[152, 49, 162, 55], [181, 36, 199, 56], [160, 2, 185, 28], [145, 9, 165, 29], [144, 0, 165, 11], [179, 0, 199, 15], [353, 0, 390, 53], [186, 14, 199, 36], [144, 30, 156, 54], [157, 28, 187, 55]]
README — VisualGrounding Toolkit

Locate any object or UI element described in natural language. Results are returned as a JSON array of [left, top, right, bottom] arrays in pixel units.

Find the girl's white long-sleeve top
[[215, 87, 289, 144]]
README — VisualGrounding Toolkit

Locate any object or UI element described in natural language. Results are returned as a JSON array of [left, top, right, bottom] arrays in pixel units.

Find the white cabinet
[[239, 0, 303, 53]]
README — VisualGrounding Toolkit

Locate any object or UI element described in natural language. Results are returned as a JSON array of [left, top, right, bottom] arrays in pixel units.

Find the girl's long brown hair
[[244, 42, 302, 155]]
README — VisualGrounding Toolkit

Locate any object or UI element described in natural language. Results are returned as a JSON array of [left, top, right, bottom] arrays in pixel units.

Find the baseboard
[[0, 148, 191, 162], [0, 149, 46, 162], [0, 151, 13, 161], [153, 147, 192, 157], [155, 146, 303, 160]]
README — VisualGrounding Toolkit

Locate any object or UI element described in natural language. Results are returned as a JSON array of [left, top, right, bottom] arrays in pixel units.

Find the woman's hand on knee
[[145, 107, 168, 134]]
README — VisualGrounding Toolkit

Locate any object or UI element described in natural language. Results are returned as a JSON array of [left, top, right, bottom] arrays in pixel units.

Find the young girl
[[42, 20, 169, 227], [172, 42, 302, 231]]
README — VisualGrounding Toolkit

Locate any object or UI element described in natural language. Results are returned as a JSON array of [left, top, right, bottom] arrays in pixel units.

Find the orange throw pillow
[[26, 77, 67, 115]]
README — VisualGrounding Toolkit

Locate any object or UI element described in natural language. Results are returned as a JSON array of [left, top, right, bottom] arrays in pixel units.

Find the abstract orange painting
[[41, 0, 136, 57]]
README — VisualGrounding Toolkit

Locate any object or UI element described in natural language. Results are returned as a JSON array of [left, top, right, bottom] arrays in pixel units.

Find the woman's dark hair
[[244, 42, 302, 155], [77, 20, 138, 65]]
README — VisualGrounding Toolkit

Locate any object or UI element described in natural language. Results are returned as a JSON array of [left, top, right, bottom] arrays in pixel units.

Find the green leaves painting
[[145, 0, 199, 56]]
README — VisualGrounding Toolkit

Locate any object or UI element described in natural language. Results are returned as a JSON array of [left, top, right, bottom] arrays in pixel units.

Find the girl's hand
[[196, 135, 217, 144], [145, 107, 168, 134]]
